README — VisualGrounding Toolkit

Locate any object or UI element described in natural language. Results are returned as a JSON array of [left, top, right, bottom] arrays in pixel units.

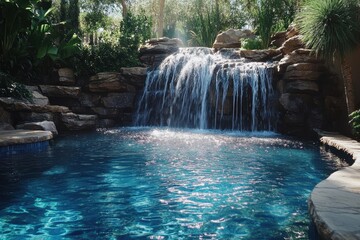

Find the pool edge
[[310, 130, 360, 240], [0, 130, 53, 154]]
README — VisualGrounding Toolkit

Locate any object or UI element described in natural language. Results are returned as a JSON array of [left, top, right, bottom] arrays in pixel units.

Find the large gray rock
[[61, 113, 97, 130], [88, 72, 136, 93], [0, 106, 13, 130], [120, 67, 147, 87], [79, 93, 101, 107], [238, 49, 282, 62], [25, 86, 49, 106], [279, 93, 312, 113], [16, 121, 58, 136], [285, 80, 319, 94], [280, 35, 304, 55], [139, 37, 183, 55], [0, 123, 14, 130], [283, 63, 325, 81], [271, 31, 287, 48], [101, 93, 135, 109], [18, 112, 54, 122], [139, 38, 184, 67], [213, 29, 255, 49], [39, 85, 81, 98], [58, 68, 75, 85], [278, 49, 321, 73], [286, 23, 299, 39], [0, 97, 70, 113]]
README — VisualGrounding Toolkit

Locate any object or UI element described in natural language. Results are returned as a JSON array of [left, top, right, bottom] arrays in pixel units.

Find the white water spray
[[135, 48, 274, 131]]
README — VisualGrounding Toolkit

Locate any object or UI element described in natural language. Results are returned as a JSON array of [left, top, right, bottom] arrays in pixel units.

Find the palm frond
[[296, 0, 360, 61]]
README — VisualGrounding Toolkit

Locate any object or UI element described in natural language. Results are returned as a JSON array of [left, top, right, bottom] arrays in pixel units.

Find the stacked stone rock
[[0, 66, 147, 135], [275, 26, 345, 136], [139, 29, 345, 137]]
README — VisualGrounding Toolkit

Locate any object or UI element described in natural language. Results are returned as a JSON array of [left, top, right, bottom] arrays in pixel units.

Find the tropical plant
[[186, 0, 222, 47], [296, 0, 360, 115], [242, 37, 262, 50], [0, 72, 32, 101], [0, 1, 33, 76], [245, 0, 300, 48]]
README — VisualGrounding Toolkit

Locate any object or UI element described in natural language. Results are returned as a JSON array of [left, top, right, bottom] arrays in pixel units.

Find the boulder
[[238, 49, 282, 62], [91, 107, 119, 117], [120, 67, 148, 87], [79, 93, 101, 107], [58, 68, 75, 85], [16, 121, 58, 136], [139, 37, 183, 55], [101, 93, 135, 109], [285, 80, 319, 94], [0, 105, 12, 123], [139, 53, 172, 67], [283, 112, 306, 126], [39, 85, 81, 98], [25, 86, 49, 106], [278, 49, 321, 73], [18, 112, 54, 122], [271, 31, 287, 48], [280, 35, 304, 55], [286, 23, 299, 39], [213, 29, 255, 49], [139, 38, 184, 67], [283, 63, 325, 81], [0, 106, 13, 130], [88, 72, 136, 93], [0, 123, 14, 130], [0, 97, 70, 113], [61, 113, 97, 130], [279, 93, 312, 113]]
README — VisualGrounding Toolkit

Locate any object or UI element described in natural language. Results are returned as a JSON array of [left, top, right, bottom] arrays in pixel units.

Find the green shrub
[[73, 42, 139, 77], [73, 10, 152, 77], [241, 37, 262, 50], [0, 72, 32, 101]]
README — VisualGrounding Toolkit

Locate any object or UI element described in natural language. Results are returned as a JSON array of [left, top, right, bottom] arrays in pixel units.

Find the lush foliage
[[241, 37, 262, 50], [0, 0, 80, 82], [245, 0, 300, 48], [296, 0, 360, 61], [0, 72, 32, 101], [74, 10, 151, 76]]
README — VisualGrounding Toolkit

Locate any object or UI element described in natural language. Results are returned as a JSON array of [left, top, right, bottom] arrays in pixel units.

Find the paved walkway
[[310, 131, 360, 240], [0, 130, 53, 147]]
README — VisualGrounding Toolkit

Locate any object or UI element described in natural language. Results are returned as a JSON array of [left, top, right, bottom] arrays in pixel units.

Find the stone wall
[[138, 33, 346, 137], [0, 67, 147, 135], [0, 33, 347, 137]]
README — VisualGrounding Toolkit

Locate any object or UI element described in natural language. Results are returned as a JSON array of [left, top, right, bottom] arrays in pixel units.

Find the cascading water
[[135, 48, 275, 131]]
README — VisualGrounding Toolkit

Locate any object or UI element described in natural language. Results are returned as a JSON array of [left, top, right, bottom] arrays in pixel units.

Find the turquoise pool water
[[0, 128, 345, 239]]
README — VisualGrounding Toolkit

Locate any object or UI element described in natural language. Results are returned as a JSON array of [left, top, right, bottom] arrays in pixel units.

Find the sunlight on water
[[0, 128, 347, 239]]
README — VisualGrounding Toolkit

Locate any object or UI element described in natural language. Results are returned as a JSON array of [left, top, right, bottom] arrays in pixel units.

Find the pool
[[0, 128, 345, 239]]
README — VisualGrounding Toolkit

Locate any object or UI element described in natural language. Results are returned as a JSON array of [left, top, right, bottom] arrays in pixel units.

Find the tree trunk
[[341, 57, 356, 115], [69, 0, 80, 34], [157, 0, 165, 38], [120, 0, 128, 18]]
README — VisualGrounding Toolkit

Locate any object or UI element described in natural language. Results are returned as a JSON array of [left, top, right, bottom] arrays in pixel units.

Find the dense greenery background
[[2, 0, 360, 134]]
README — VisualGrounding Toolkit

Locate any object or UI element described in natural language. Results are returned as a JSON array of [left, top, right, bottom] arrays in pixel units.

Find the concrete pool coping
[[0, 130, 53, 147], [310, 130, 360, 240]]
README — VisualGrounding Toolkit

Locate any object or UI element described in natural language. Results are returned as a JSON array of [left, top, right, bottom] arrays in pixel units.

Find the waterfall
[[135, 48, 275, 131]]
